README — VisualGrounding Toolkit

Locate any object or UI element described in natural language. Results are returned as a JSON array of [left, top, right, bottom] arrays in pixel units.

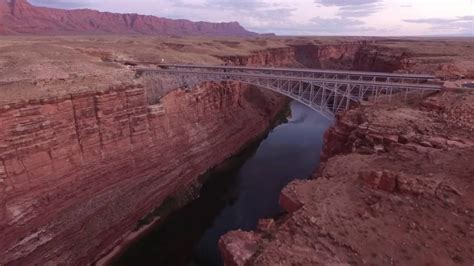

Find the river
[[114, 100, 332, 266], [463, 82, 474, 89]]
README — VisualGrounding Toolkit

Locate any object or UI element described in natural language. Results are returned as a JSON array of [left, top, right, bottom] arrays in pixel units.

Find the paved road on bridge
[[138, 64, 443, 120]]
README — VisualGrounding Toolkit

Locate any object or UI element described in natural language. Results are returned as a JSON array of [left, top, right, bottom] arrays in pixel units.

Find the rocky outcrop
[[219, 91, 474, 265], [219, 230, 261, 266], [0, 0, 259, 36], [353, 44, 408, 72], [219, 41, 411, 73], [0, 38, 400, 265], [219, 47, 298, 67], [291, 42, 369, 70], [2, 35, 472, 265], [0, 81, 285, 265]]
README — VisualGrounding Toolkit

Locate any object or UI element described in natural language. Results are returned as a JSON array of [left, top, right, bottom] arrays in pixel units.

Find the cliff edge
[[220, 89, 474, 265], [0, 0, 259, 36]]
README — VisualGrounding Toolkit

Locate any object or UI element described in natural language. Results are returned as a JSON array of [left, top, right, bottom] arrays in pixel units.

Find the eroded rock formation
[[1, 36, 473, 264], [219, 41, 417, 74], [0, 38, 394, 265], [0, 82, 286, 264], [219, 90, 474, 265], [0, 0, 259, 36]]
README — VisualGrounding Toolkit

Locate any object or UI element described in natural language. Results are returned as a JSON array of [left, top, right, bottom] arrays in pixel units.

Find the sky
[[29, 0, 474, 36]]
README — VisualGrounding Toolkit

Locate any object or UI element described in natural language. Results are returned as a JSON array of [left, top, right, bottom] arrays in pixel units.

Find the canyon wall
[[217, 41, 474, 265], [0, 82, 285, 264], [219, 42, 406, 72], [0, 40, 424, 264], [290, 42, 366, 69], [353, 44, 407, 72], [220, 91, 474, 265], [0, 0, 260, 36]]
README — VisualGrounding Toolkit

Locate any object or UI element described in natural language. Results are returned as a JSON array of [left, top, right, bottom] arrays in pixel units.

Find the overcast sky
[[29, 0, 474, 36]]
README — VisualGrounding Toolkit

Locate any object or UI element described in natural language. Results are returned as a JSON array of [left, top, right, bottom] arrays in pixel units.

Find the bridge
[[137, 64, 443, 120]]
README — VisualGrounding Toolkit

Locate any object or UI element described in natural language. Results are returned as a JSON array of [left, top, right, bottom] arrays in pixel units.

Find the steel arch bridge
[[137, 64, 443, 120]]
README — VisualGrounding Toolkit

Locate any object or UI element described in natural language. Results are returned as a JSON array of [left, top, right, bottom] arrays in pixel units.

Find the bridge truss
[[137, 65, 443, 120]]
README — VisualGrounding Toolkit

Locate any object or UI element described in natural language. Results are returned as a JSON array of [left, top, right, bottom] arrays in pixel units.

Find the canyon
[[0, 35, 473, 265], [0, 0, 259, 36], [220, 89, 474, 265], [0, 81, 287, 265]]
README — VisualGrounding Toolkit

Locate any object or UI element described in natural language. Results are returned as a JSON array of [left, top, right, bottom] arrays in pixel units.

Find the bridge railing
[[156, 64, 440, 85], [138, 69, 443, 91], [136, 65, 443, 120]]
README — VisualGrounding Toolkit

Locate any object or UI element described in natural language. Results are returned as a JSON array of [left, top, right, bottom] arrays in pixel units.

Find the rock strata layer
[[0, 82, 285, 265], [0, 0, 259, 36], [1, 37, 473, 264], [220, 90, 474, 265]]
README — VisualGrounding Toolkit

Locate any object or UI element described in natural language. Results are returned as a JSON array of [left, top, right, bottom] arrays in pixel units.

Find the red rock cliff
[[0, 0, 259, 36], [2, 38, 466, 264], [219, 41, 406, 72], [219, 92, 474, 266], [0, 82, 285, 264]]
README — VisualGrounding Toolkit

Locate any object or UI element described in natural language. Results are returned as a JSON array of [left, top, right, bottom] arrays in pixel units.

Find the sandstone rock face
[[1, 36, 472, 265], [0, 37, 416, 265], [219, 230, 261, 266], [0, 81, 284, 264], [228, 41, 408, 72], [219, 91, 474, 265], [353, 44, 407, 72], [0, 0, 259, 36], [291, 42, 374, 70], [220, 47, 298, 67], [219, 42, 402, 71], [279, 181, 304, 213]]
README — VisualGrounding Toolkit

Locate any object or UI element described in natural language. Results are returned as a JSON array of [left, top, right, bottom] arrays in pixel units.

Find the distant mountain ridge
[[0, 0, 260, 36]]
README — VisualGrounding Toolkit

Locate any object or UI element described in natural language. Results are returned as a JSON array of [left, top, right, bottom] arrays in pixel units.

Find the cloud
[[404, 16, 473, 24], [314, 0, 383, 17], [249, 16, 375, 35], [204, 0, 266, 10], [170, 0, 295, 25], [24, 0, 474, 36], [459, 16, 474, 21], [337, 4, 382, 17], [29, 0, 96, 9], [404, 16, 474, 35], [315, 0, 379, 7], [308, 16, 373, 33], [205, 0, 295, 21]]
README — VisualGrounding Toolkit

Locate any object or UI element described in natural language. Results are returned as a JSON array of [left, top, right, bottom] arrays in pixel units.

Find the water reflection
[[114, 101, 332, 266]]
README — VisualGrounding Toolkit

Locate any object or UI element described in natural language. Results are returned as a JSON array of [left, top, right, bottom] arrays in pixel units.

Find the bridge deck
[[157, 64, 436, 79], [140, 64, 442, 120], [139, 69, 443, 90]]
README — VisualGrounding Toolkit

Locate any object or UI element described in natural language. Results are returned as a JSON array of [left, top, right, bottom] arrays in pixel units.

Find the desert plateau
[[0, 0, 473, 265]]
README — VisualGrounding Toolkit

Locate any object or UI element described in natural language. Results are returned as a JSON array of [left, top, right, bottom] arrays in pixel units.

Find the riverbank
[[2, 36, 474, 264], [112, 101, 331, 265], [220, 89, 474, 265], [96, 98, 291, 266]]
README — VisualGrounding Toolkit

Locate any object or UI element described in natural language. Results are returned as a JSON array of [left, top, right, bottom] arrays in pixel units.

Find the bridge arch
[[225, 81, 345, 120], [144, 72, 361, 120], [137, 65, 442, 121]]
